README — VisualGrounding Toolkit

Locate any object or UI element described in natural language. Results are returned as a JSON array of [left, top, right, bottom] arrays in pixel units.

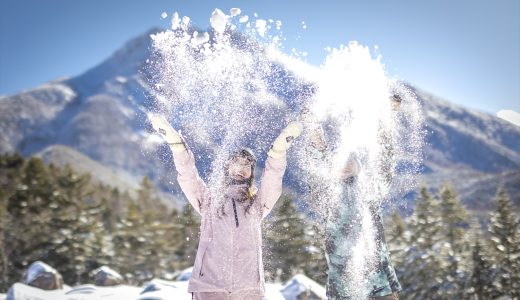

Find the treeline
[[264, 183, 520, 300], [0, 153, 200, 291], [386, 185, 520, 300], [0, 153, 321, 292], [1, 153, 519, 299]]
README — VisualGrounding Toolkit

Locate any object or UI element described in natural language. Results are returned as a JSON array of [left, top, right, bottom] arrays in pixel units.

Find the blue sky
[[1, 0, 519, 114]]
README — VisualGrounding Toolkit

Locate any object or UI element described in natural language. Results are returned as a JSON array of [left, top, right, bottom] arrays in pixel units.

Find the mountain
[[1, 28, 519, 212], [414, 87, 520, 212]]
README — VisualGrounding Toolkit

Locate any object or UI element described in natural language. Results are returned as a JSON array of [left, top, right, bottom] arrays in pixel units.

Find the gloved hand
[[148, 113, 186, 153], [342, 156, 361, 179], [268, 121, 303, 158]]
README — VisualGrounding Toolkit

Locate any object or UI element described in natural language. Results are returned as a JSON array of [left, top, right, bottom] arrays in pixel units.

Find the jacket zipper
[[232, 199, 239, 227]]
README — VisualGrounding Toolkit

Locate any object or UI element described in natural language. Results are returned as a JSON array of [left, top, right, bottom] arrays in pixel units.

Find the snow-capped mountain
[[0, 28, 518, 211], [414, 87, 520, 211]]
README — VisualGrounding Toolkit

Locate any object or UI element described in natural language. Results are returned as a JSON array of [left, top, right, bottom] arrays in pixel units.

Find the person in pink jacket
[[149, 114, 302, 300]]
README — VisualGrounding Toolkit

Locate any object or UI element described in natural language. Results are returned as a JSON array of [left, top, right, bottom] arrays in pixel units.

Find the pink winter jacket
[[172, 148, 287, 295]]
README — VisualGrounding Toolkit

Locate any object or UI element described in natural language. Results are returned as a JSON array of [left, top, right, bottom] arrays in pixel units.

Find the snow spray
[[293, 42, 425, 298], [146, 9, 299, 198], [146, 7, 424, 297]]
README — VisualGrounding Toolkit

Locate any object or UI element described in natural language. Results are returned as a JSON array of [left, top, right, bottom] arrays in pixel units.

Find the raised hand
[[268, 121, 303, 159], [148, 113, 186, 152]]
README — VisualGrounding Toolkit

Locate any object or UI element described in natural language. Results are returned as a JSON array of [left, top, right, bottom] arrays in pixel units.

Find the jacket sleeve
[[257, 155, 287, 218], [172, 148, 207, 214]]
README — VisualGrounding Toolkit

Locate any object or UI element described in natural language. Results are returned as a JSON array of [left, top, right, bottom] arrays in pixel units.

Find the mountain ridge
[[1, 28, 518, 211]]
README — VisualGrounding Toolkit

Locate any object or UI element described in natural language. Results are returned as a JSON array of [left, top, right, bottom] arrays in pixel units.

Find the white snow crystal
[[182, 16, 190, 26], [171, 12, 180, 30], [275, 20, 282, 30], [239, 15, 249, 23], [255, 19, 267, 37], [192, 31, 210, 45], [161, 12, 168, 19], [229, 8, 241, 16], [210, 9, 227, 33]]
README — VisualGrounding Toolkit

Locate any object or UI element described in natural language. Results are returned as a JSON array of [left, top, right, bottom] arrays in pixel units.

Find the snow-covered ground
[[4, 269, 325, 300]]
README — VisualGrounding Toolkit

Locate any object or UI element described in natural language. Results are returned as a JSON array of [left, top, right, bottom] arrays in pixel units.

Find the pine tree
[[410, 186, 442, 249], [467, 238, 496, 299], [399, 186, 446, 299], [46, 165, 107, 284], [302, 223, 328, 285], [0, 196, 5, 292], [439, 183, 469, 253], [174, 204, 201, 270], [263, 195, 313, 282], [0, 154, 26, 291], [438, 183, 470, 299], [4, 157, 57, 285], [385, 210, 408, 278], [111, 187, 180, 284], [112, 199, 147, 283], [488, 186, 520, 298]]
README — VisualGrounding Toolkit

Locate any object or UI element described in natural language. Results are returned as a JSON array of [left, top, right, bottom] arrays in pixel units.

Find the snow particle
[[192, 31, 210, 45], [171, 12, 180, 30], [229, 8, 241, 16], [255, 19, 267, 37], [210, 8, 227, 34], [161, 12, 168, 19], [239, 15, 249, 23], [182, 16, 190, 27], [275, 20, 282, 30]]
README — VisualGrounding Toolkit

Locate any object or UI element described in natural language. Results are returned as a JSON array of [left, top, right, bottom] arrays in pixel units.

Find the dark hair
[[391, 94, 402, 103], [219, 148, 257, 216]]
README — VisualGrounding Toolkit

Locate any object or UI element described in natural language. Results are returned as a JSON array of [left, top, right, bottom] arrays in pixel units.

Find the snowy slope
[[412, 86, 520, 209], [5, 274, 322, 300], [0, 28, 518, 210]]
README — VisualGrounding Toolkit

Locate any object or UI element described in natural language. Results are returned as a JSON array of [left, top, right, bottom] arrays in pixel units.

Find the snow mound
[[65, 284, 142, 298], [7, 283, 70, 300], [280, 274, 327, 300], [174, 267, 193, 281], [5, 274, 326, 300], [138, 279, 190, 299]]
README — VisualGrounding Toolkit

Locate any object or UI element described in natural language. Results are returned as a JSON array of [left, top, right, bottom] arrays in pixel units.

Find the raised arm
[[258, 121, 302, 218], [148, 113, 207, 214], [377, 94, 402, 185]]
